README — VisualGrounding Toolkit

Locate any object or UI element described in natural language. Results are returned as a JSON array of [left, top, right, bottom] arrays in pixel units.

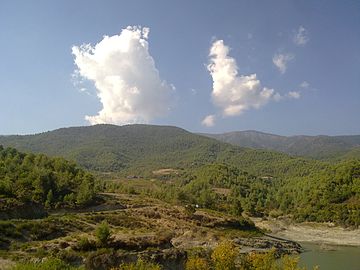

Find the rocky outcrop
[[233, 235, 303, 256], [85, 248, 186, 270]]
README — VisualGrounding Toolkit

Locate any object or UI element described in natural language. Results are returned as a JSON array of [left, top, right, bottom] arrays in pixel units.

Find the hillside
[[202, 130, 360, 160], [0, 130, 359, 269], [0, 124, 324, 177], [0, 146, 96, 218]]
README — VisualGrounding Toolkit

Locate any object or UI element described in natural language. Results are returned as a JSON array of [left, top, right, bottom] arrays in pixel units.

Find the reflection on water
[[299, 242, 360, 270]]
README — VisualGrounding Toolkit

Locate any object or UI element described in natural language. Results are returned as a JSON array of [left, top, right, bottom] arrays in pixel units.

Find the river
[[299, 242, 360, 270]]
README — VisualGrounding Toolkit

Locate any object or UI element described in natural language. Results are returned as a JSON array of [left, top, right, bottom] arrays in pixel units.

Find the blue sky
[[0, 0, 359, 135]]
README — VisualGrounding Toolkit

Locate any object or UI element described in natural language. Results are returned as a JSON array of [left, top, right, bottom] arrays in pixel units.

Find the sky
[[1, 0, 359, 136]]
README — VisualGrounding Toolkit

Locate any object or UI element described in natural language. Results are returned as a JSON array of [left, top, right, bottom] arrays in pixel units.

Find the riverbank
[[251, 217, 360, 247]]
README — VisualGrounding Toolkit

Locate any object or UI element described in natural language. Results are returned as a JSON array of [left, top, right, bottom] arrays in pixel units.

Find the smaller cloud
[[287, 91, 301, 99], [202, 114, 216, 127], [207, 40, 280, 118], [273, 93, 283, 102], [293, 26, 309, 46], [273, 91, 301, 101], [300, 81, 309, 88], [247, 33, 253, 40], [190, 88, 197, 95], [273, 53, 294, 74]]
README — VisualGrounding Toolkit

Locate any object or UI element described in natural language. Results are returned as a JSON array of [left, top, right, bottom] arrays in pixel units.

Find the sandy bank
[[251, 217, 360, 247]]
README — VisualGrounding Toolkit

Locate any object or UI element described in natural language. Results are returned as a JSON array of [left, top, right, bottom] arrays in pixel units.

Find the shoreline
[[251, 217, 360, 247]]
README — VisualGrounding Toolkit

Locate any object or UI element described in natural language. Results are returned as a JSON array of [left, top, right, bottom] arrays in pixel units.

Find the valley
[[0, 124, 359, 269]]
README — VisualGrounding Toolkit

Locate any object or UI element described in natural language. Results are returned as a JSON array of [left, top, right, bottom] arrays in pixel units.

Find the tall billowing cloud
[[293, 26, 309, 46], [207, 40, 278, 118], [273, 53, 294, 74], [72, 26, 174, 125]]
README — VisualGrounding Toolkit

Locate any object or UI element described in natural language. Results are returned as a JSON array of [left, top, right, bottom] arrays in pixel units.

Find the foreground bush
[[211, 240, 238, 270], [185, 257, 209, 270], [184, 241, 319, 270], [12, 258, 80, 270], [113, 259, 161, 270], [245, 250, 320, 270]]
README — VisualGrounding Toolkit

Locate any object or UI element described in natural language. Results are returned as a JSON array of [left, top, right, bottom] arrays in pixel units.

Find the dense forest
[[202, 130, 360, 160], [0, 146, 96, 211], [0, 123, 359, 226], [0, 124, 328, 178], [109, 161, 360, 226]]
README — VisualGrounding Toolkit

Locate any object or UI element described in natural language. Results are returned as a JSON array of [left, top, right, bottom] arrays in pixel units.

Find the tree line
[[0, 146, 96, 210]]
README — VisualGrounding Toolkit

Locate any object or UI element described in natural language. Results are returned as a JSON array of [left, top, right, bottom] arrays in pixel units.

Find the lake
[[299, 242, 360, 270]]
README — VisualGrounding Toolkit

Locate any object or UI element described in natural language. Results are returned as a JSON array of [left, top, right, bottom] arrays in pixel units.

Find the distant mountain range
[[201, 130, 360, 160], [0, 124, 324, 177]]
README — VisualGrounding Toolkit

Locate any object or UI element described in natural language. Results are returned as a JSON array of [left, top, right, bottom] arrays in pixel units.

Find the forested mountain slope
[[0, 124, 324, 177], [202, 130, 360, 160]]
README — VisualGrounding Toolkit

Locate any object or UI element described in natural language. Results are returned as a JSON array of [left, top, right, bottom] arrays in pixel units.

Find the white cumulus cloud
[[201, 114, 216, 127], [72, 26, 174, 125], [293, 26, 309, 46], [300, 81, 309, 88], [273, 53, 294, 74], [207, 40, 279, 118], [287, 91, 301, 99]]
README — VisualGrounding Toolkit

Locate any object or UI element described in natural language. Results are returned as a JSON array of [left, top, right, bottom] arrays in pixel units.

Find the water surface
[[299, 242, 360, 270]]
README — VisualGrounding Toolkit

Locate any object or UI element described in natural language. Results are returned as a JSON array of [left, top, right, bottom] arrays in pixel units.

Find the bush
[[185, 257, 209, 270], [245, 250, 277, 270], [85, 248, 118, 270], [114, 259, 161, 270], [96, 221, 111, 246], [75, 236, 96, 251], [11, 257, 78, 270], [244, 251, 317, 270], [269, 209, 283, 218], [211, 241, 238, 270]]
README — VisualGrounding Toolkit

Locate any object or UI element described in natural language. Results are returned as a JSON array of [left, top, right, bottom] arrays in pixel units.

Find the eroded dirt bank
[[252, 217, 360, 247]]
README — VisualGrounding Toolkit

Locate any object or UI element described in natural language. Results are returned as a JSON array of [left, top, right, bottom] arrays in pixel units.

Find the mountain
[[0, 124, 323, 177], [202, 130, 360, 160]]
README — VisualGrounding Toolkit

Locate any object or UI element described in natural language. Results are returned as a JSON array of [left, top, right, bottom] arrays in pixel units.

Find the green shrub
[[185, 257, 209, 270], [75, 237, 96, 251], [115, 259, 161, 270], [211, 241, 238, 270], [96, 221, 111, 246], [11, 257, 78, 270]]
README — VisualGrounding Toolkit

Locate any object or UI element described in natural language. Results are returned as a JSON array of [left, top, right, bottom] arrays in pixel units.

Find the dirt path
[[252, 217, 360, 246]]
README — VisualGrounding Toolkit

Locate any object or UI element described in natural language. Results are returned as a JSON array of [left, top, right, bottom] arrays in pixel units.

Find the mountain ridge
[[0, 124, 325, 177], [201, 130, 360, 160]]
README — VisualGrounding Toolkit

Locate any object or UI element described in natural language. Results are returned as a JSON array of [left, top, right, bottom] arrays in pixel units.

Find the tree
[[76, 174, 95, 205], [45, 189, 54, 208]]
